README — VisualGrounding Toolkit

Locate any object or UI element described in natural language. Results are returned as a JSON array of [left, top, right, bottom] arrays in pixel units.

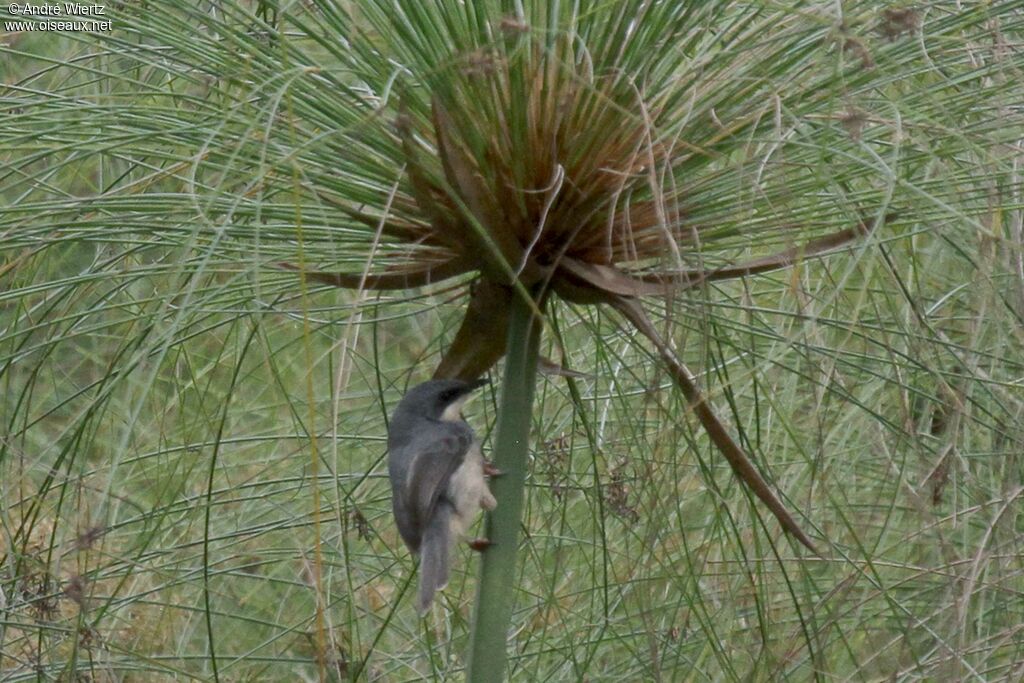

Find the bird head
[[394, 378, 489, 424]]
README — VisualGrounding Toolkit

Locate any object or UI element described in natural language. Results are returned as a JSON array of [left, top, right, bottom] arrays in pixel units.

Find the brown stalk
[[636, 216, 886, 288], [611, 295, 819, 553], [556, 257, 674, 298]]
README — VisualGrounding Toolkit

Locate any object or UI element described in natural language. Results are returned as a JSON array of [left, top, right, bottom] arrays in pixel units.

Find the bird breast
[[446, 440, 491, 538]]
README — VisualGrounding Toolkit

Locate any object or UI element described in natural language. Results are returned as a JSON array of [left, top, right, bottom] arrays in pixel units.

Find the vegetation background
[[2, 1, 1023, 681]]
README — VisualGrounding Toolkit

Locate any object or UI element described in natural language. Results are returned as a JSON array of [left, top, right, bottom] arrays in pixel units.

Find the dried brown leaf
[[433, 279, 512, 380], [637, 215, 884, 288], [555, 258, 674, 301], [612, 296, 820, 553]]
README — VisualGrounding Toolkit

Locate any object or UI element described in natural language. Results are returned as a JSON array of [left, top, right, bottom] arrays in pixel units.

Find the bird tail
[[418, 502, 452, 616]]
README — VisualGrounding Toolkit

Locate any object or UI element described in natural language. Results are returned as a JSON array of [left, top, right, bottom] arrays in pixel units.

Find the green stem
[[466, 289, 543, 683]]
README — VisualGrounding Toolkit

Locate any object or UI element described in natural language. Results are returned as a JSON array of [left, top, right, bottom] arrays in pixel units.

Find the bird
[[387, 378, 498, 614]]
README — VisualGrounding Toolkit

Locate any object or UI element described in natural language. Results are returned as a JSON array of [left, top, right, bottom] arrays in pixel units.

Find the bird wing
[[403, 420, 474, 535]]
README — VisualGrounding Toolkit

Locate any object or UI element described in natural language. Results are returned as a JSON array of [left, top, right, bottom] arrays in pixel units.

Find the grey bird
[[387, 378, 498, 615]]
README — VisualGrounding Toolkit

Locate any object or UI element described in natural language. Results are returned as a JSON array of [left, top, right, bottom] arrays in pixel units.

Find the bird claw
[[467, 538, 494, 552], [483, 461, 503, 478]]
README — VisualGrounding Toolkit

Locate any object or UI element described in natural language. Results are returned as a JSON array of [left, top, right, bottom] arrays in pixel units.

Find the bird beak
[[467, 377, 490, 391]]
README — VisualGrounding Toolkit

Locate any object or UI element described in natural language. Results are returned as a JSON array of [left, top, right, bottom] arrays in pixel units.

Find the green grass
[[3, 1, 1024, 681]]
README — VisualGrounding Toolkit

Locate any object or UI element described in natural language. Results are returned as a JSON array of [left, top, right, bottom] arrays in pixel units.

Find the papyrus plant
[[287, 15, 887, 549], [6, 0, 1022, 679], [280, 6, 894, 677]]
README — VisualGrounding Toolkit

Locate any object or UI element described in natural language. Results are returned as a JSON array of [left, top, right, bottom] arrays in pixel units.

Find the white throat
[[440, 395, 471, 422]]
